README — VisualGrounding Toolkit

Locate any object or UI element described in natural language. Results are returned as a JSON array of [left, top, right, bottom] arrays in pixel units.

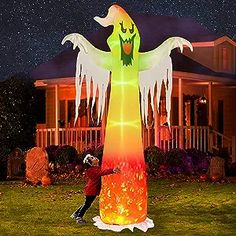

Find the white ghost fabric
[[139, 37, 193, 126], [139, 56, 172, 126], [93, 216, 154, 232], [75, 50, 109, 125]]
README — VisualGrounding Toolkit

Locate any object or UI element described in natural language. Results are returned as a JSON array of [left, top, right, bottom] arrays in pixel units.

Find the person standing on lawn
[[71, 154, 120, 224]]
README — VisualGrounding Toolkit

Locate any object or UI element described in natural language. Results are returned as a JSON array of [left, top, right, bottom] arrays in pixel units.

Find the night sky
[[0, 0, 235, 80]]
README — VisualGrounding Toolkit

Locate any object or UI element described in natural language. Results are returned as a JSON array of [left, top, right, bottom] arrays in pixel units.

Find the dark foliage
[[166, 148, 186, 168], [55, 145, 78, 165], [228, 162, 236, 176], [144, 146, 166, 176], [186, 149, 210, 174], [0, 73, 37, 150], [0, 73, 36, 180], [45, 145, 59, 163], [0, 146, 11, 180]]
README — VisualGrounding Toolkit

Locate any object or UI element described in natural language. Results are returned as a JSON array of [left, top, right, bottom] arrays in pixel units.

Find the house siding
[[212, 87, 236, 138], [59, 87, 76, 100], [184, 47, 214, 70], [216, 42, 235, 73]]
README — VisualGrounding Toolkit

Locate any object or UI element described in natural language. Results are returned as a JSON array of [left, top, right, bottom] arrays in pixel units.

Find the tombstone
[[7, 148, 25, 179], [25, 147, 49, 185], [209, 156, 225, 178]]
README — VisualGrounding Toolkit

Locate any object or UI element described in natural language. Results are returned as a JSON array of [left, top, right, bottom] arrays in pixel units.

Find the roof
[[31, 13, 235, 81], [32, 47, 78, 81], [171, 51, 236, 80]]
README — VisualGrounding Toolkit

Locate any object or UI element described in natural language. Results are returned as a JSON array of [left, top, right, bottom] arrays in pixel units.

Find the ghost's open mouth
[[119, 34, 136, 66]]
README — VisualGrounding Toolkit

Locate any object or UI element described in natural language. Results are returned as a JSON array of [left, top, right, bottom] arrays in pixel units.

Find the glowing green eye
[[129, 23, 134, 34], [120, 22, 127, 33]]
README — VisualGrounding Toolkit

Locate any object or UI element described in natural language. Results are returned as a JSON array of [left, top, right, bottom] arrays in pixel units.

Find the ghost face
[[107, 16, 140, 67], [118, 21, 137, 66]]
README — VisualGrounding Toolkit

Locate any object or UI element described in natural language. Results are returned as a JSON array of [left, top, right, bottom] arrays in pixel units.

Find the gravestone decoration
[[209, 156, 225, 179], [7, 148, 25, 179], [25, 147, 49, 185]]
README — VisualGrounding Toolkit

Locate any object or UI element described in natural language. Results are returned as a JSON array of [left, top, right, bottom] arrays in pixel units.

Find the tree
[[0, 72, 37, 178]]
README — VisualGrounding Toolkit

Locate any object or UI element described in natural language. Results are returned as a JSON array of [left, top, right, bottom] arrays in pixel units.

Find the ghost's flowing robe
[[62, 4, 193, 226], [99, 17, 147, 224]]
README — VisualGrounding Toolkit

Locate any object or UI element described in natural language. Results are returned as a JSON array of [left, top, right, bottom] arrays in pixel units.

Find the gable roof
[[171, 51, 236, 80]]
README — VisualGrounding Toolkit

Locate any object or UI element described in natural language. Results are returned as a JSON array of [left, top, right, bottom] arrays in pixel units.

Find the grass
[[0, 179, 236, 236]]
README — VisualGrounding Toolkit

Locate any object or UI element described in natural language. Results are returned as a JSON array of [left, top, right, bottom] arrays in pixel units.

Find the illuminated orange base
[[100, 155, 147, 225]]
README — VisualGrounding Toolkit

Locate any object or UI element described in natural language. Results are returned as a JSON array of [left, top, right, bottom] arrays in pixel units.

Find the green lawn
[[0, 179, 236, 236]]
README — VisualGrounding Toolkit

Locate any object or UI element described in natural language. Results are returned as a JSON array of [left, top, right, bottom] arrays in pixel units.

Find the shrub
[[55, 145, 78, 165], [186, 149, 210, 174], [166, 148, 186, 166], [164, 148, 200, 175], [45, 145, 59, 163], [144, 146, 166, 176], [182, 155, 194, 175]]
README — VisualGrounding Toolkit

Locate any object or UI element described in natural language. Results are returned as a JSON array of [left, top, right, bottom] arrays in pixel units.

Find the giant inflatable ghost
[[62, 5, 192, 232]]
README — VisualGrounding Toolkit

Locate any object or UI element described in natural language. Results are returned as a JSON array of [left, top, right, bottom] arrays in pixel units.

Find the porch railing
[[211, 130, 235, 162], [143, 126, 210, 152], [36, 127, 102, 151], [36, 126, 235, 161]]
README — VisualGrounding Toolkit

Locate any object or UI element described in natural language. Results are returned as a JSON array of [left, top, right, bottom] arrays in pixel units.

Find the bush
[[166, 148, 187, 174], [55, 145, 78, 166], [182, 155, 194, 175], [45, 145, 59, 163], [186, 149, 210, 174], [144, 146, 166, 176]]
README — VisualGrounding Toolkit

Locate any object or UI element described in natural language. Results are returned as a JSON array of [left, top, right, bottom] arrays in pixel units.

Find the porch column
[[208, 82, 213, 151], [154, 97, 160, 147], [65, 100, 68, 128], [55, 84, 59, 145], [178, 78, 183, 148], [208, 82, 212, 126]]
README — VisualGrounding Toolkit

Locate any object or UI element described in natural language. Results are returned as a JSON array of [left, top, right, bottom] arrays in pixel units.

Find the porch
[[35, 73, 236, 163], [36, 125, 236, 162]]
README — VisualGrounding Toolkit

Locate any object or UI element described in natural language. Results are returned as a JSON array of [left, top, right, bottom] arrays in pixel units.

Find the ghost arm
[[138, 37, 193, 126], [139, 37, 193, 71], [62, 33, 111, 125], [62, 33, 112, 70]]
